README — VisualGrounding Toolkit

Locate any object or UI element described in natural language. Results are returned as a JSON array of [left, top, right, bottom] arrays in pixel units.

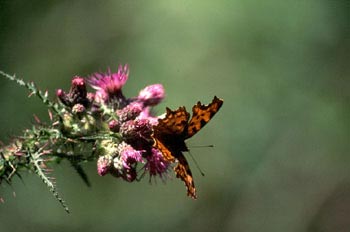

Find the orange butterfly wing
[[156, 107, 190, 135], [152, 96, 223, 199], [174, 153, 196, 199], [153, 139, 175, 162], [187, 96, 224, 138], [153, 107, 189, 161]]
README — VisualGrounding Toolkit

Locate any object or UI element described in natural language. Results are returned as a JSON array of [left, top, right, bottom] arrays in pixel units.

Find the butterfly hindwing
[[174, 153, 196, 199], [154, 139, 175, 162]]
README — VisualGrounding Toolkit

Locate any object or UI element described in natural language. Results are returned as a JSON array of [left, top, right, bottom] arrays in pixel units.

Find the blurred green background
[[0, 1, 349, 231]]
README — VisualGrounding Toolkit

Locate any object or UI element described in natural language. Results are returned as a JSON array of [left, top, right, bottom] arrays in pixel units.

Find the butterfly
[[152, 96, 223, 199]]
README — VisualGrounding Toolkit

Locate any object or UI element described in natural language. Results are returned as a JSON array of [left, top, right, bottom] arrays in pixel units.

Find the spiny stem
[[0, 71, 63, 116], [31, 151, 70, 213]]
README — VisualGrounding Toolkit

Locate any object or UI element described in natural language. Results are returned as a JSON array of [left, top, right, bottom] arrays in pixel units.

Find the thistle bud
[[138, 84, 164, 106], [97, 155, 113, 176]]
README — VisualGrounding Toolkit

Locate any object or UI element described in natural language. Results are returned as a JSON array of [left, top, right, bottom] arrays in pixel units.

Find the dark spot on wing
[[200, 119, 206, 128], [191, 127, 198, 134]]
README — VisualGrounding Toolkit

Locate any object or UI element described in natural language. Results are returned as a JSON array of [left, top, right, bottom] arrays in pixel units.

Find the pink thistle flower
[[97, 155, 113, 176], [86, 92, 95, 102], [70, 76, 87, 104], [119, 145, 143, 169], [138, 84, 165, 106], [56, 89, 69, 105], [116, 102, 144, 122], [137, 107, 159, 126], [88, 64, 129, 101], [93, 90, 108, 104], [72, 76, 85, 87], [108, 119, 120, 132], [111, 143, 143, 182], [120, 118, 153, 149], [72, 103, 85, 114], [144, 148, 170, 179]]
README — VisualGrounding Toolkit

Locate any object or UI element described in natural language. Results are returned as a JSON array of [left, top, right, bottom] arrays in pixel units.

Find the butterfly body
[[152, 96, 223, 199]]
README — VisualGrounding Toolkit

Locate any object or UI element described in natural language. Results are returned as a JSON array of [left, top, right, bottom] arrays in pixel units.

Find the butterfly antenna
[[190, 145, 214, 148], [188, 151, 205, 177]]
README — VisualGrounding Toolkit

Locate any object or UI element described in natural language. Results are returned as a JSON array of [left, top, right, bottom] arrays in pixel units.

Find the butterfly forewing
[[154, 107, 190, 136], [186, 96, 223, 138]]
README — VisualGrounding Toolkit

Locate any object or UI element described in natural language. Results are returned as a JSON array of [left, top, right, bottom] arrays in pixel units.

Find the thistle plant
[[0, 64, 223, 213]]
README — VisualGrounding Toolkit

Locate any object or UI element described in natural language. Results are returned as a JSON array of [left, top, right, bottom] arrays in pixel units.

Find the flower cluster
[[0, 65, 173, 212], [56, 64, 170, 182]]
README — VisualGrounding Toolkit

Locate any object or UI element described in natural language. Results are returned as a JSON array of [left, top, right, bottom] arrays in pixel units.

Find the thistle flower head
[[138, 84, 165, 106], [108, 119, 121, 132], [120, 118, 153, 148], [88, 64, 129, 101], [144, 148, 170, 179], [137, 107, 159, 126], [119, 143, 143, 169], [97, 155, 113, 176], [110, 142, 143, 182], [93, 90, 108, 104], [116, 101, 144, 122], [72, 103, 85, 114], [56, 76, 89, 107]]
